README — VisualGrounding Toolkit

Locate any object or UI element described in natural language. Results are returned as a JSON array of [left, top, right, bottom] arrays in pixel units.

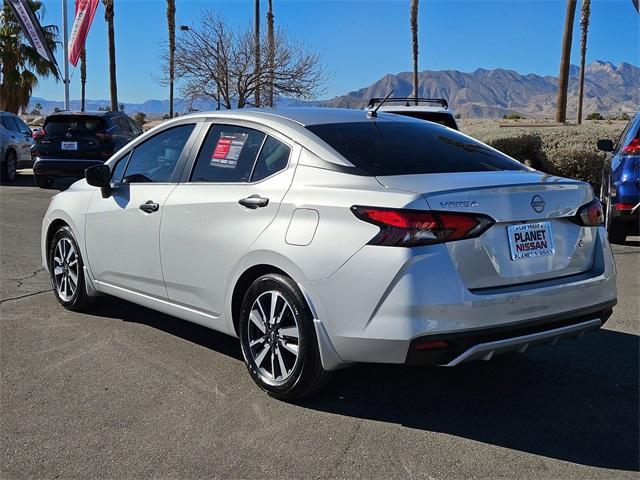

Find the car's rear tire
[[48, 226, 94, 311], [604, 196, 627, 244], [35, 174, 53, 189], [239, 273, 330, 399], [1, 151, 17, 183]]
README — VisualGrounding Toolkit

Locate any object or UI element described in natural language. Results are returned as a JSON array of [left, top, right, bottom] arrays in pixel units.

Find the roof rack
[[366, 97, 449, 109]]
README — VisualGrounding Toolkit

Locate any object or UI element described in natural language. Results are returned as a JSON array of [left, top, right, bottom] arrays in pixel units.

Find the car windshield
[[306, 121, 526, 176], [44, 115, 107, 135]]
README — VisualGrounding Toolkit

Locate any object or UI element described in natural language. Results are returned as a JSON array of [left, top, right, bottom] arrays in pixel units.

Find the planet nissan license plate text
[[507, 221, 555, 261]]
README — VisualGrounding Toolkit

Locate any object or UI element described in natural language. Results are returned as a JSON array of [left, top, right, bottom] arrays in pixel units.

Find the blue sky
[[32, 0, 640, 102]]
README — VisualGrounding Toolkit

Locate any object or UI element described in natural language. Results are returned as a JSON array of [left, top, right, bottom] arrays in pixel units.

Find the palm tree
[[266, 0, 275, 107], [102, 0, 118, 112], [576, 0, 590, 125], [410, 0, 419, 105], [556, 0, 577, 123], [254, 0, 261, 107], [80, 48, 87, 112], [0, 0, 59, 113], [166, 0, 176, 118]]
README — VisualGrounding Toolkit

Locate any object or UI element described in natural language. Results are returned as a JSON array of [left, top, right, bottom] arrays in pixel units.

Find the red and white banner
[[68, 0, 100, 66]]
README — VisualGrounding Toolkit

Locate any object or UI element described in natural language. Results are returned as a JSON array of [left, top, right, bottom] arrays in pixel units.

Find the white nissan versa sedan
[[41, 108, 617, 399]]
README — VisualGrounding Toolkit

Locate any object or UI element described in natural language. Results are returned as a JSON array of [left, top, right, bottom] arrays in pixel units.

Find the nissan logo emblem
[[531, 195, 545, 213]]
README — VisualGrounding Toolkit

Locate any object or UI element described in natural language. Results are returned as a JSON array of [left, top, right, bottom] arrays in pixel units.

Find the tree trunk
[[167, 0, 176, 118], [577, 0, 590, 125], [103, 0, 118, 112], [80, 48, 87, 112], [410, 0, 419, 105], [267, 0, 275, 107], [556, 0, 577, 124], [254, 0, 261, 107]]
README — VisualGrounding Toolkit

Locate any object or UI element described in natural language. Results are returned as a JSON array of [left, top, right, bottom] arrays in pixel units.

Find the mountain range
[[28, 60, 638, 118]]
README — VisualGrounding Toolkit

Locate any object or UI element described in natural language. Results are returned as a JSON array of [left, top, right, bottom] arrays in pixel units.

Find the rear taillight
[[32, 128, 46, 139], [621, 138, 640, 155], [351, 206, 494, 247], [614, 203, 635, 212], [573, 198, 604, 226]]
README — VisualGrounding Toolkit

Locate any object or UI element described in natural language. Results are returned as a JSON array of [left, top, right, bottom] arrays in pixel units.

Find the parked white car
[[41, 108, 617, 398]]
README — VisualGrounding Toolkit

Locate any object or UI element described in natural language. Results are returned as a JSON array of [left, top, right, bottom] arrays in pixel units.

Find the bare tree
[[410, 0, 419, 105], [254, 0, 261, 107], [171, 11, 325, 109], [577, 0, 590, 125], [556, 0, 577, 123], [266, 0, 275, 107]]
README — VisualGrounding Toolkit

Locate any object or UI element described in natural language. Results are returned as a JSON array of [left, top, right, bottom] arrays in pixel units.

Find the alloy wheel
[[247, 291, 300, 385], [53, 237, 79, 302]]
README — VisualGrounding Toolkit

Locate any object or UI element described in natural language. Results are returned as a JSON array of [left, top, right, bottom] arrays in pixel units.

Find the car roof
[[183, 107, 421, 127]]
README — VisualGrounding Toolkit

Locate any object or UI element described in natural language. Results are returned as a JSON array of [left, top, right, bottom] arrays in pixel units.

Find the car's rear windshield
[[306, 121, 526, 176], [387, 111, 458, 130], [44, 115, 107, 135]]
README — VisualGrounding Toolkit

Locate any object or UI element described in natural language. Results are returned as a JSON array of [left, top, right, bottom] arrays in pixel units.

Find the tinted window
[[1, 115, 20, 132], [127, 117, 143, 135], [123, 124, 195, 183], [13, 116, 31, 134], [251, 136, 290, 181], [44, 115, 107, 135], [115, 116, 133, 135], [307, 121, 526, 176], [191, 125, 265, 182], [110, 153, 130, 183]]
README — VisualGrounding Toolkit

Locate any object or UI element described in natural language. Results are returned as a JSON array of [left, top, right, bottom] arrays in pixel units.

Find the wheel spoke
[[249, 335, 266, 347], [53, 256, 63, 266], [279, 326, 299, 339], [256, 297, 268, 326], [276, 345, 288, 379], [66, 246, 74, 262], [275, 299, 289, 325], [68, 259, 78, 267], [68, 269, 78, 287], [269, 292, 278, 325], [270, 348, 276, 379], [249, 310, 266, 334], [279, 338, 299, 356], [254, 343, 271, 367], [54, 266, 64, 276]]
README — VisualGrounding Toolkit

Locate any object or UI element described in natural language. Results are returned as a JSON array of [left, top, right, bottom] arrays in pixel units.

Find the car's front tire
[[48, 226, 94, 311], [1, 150, 17, 183], [239, 274, 330, 399]]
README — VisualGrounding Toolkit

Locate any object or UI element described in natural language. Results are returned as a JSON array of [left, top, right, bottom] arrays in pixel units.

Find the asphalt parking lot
[[1, 171, 638, 479]]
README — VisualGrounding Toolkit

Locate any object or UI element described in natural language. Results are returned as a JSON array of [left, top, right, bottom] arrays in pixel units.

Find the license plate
[[61, 141, 77, 150], [507, 222, 555, 260]]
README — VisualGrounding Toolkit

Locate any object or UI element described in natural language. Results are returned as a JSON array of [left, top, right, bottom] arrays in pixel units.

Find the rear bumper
[[33, 157, 104, 178], [405, 302, 614, 366]]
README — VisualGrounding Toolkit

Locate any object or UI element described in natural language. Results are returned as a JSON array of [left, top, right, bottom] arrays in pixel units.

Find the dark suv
[[32, 111, 142, 188]]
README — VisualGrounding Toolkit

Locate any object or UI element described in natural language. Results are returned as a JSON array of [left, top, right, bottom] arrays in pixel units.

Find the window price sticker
[[211, 132, 249, 168]]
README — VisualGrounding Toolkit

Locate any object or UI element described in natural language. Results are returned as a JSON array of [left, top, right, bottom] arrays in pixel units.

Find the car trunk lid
[[376, 171, 598, 290]]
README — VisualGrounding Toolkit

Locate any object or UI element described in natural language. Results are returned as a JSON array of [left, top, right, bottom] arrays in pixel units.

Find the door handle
[[239, 195, 269, 209], [139, 200, 160, 213]]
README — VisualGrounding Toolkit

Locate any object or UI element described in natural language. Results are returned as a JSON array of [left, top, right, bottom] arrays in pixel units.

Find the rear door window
[[307, 121, 526, 176], [190, 125, 266, 183], [251, 136, 291, 182]]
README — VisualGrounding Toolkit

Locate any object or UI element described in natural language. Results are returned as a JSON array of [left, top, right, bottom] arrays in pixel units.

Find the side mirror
[[597, 139, 614, 152], [85, 164, 112, 197]]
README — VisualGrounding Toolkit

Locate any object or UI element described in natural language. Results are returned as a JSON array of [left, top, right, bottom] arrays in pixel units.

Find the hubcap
[[53, 238, 79, 302], [247, 291, 300, 385]]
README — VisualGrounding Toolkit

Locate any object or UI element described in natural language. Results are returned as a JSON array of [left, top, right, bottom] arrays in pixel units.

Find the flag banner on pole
[[68, 0, 99, 66], [6, 0, 58, 67]]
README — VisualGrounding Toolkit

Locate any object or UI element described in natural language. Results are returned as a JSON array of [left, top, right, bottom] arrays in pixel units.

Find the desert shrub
[[454, 113, 461, 119], [502, 113, 523, 120], [586, 112, 604, 120], [463, 122, 626, 194], [133, 112, 147, 127]]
